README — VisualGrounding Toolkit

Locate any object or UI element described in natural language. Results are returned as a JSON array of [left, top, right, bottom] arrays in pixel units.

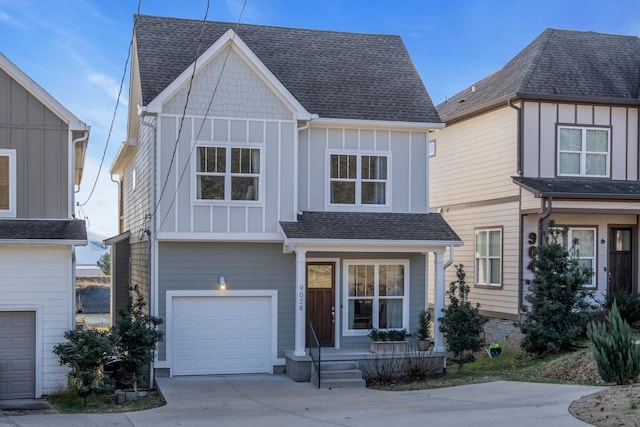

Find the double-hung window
[[475, 228, 502, 286], [196, 146, 260, 201], [559, 227, 597, 288], [345, 261, 408, 333], [329, 153, 388, 206], [0, 149, 16, 218], [558, 126, 609, 177]]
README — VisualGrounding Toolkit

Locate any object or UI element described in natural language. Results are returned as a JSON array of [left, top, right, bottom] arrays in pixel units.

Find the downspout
[[295, 114, 318, 218], [538, 196, 553, 247], [508, 99, 523, 176], [73, 130, 90, 194], [443, 245, 455, 270]]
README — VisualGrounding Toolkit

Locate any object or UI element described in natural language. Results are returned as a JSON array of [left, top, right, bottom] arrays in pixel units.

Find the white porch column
[[433, 250, 446, 353], [293, 249, 307, 356]]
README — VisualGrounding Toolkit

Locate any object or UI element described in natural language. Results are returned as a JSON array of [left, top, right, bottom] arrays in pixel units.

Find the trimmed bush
[[606, 291, 640, 325], [587, 302, 640, 385]]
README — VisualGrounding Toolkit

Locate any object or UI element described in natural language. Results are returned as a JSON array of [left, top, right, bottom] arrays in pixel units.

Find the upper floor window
[[475, 228, 502, 286], [196, 146, 260, 202], [0, 149, 16, 218], [558, 126, 609, 177], [329, 153, 388, 206]]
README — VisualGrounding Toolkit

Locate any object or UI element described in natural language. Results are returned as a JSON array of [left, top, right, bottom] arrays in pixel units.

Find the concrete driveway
[[0, 375, 605, 426]]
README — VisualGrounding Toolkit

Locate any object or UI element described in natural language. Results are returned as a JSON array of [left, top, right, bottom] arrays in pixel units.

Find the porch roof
[[0, 219, 87, 245], [279, 211, 461, 243], [513, 176, 640, 200]]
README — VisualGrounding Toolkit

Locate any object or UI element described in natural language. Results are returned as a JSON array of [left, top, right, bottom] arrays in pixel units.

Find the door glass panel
[[307, 264, 333, 289], [615, 230, 631, 252]]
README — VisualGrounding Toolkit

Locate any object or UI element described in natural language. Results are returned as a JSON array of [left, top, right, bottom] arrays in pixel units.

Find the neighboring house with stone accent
[[107, 14, 460, 380], [0, 53, 89, 399], [431, 29, 640, 326]]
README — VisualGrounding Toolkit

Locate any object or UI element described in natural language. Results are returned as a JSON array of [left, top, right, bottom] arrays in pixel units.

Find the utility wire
[[155, 0, 249, 232], [153, 0, 211, 220], [78, 0, 142, 207]]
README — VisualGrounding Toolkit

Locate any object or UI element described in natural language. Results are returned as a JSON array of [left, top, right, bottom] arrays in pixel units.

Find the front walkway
[[0, 375, 606, 426]]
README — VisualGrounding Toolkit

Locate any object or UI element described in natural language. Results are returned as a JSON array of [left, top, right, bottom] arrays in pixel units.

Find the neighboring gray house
[[431, 29, 640, 323], [108, 14, 460, 380], [0, 53, 89, 399]]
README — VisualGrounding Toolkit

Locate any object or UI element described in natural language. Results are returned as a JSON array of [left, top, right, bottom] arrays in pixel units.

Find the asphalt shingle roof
[[0, 219, 87, 241], [280, 211, 461, 242], [438, 28, 640, 120], [512, 176, 640, 200], [135, 14, 440, 123]]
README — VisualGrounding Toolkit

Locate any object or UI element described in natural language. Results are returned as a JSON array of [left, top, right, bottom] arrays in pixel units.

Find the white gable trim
[[0, 53, 89, 132], [311, 117, 445, 131], [146, 29, 311, 120]]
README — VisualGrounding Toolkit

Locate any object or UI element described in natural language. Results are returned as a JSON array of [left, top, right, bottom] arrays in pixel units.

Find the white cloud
[[88, 72, 128, 106], [75, 155, 119, 237], [0, 11, 26, 29]]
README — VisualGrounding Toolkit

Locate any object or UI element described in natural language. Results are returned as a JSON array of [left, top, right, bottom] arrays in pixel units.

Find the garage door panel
[[172, 296, 273, 375], [0, 312, 35, 399]]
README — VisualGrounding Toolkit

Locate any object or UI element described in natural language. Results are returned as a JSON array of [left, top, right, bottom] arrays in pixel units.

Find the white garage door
[[171, 295, 273, 375], [0, 311, 35, 399]]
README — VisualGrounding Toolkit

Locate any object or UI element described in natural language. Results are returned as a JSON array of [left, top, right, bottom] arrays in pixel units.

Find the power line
[[153, 0, 211, 221], [155, 0, 249, 232], [77, 0, 142, 207]]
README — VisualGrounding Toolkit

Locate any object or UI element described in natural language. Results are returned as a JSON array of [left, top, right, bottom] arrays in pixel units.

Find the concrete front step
[[311, 360, 365, 389]]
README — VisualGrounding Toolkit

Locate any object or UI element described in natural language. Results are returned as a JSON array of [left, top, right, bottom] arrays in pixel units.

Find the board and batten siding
[[154, 45, 296, 235], [156, 242, 295, 360], [299, 127, 428, 213], [0, 245, 74, 396], [430, 106, 518, 209], [0, 68, 70, 219], [522, 101, 640, 179]]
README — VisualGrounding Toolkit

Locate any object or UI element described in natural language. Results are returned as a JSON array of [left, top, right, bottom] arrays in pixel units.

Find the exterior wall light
[[219, 276, 226, 291]]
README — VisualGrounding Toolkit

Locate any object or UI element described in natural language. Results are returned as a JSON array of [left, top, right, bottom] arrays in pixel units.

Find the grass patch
[[47, 389, 165, 413], [373, 347, 606, 391]]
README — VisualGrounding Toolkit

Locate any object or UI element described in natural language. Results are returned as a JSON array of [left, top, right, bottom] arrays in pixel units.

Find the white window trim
[[325, 150, 392, 211], [192, 142, 265, 206], [558, 226, 597, 289], [0, 149, 16, 218], [342, 259, 409, 336], [557, 125, 610, 178], [475, 228, 502, 286]]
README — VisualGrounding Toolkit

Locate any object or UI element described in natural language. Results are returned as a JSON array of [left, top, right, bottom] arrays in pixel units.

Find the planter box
[[370, 341, 408, 353]]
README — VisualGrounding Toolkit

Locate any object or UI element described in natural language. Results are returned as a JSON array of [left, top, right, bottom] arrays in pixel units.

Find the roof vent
[[471, 85, 476, 93]]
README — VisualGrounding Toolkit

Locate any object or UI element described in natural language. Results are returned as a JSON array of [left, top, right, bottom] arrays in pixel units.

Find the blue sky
[[1, 0, 638, 236]]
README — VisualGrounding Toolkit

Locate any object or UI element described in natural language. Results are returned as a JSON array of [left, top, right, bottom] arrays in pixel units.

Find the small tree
[[52, 329, 114, 405], [112, 288, 163, 391], [439, 264, 488, 370], [587, 301, 640, 384], [97, 251, 111, 276], [519, 226, 594, 356]]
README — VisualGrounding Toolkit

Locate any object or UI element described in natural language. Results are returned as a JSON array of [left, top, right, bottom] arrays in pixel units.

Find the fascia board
[[311, 117, 444, 131], [0, 53, 89, 131]]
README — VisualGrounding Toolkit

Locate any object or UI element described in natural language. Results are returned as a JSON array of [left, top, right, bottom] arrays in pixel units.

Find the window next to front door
[[343, 260, 409, 335], [0, 149, 16, 218]]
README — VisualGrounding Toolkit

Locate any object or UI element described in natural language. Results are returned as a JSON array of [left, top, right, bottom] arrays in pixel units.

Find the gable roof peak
[[437, 27, 640, 121]]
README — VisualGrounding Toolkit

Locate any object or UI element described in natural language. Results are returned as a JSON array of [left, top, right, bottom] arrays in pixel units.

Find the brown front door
[[608, 227, 634, 295], [306, 262, 335, 347]]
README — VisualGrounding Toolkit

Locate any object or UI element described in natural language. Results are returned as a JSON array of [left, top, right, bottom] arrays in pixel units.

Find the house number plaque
[[298, 285, 304, 311]]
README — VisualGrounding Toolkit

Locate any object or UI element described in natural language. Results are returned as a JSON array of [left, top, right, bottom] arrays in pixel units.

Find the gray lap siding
[[157, 242, 295, 360]]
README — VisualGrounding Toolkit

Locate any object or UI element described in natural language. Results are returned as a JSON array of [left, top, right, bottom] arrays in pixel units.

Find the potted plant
[[415, 310, 433, 351], [368, 328, 408, 353], [486, 342, 502, 358]]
